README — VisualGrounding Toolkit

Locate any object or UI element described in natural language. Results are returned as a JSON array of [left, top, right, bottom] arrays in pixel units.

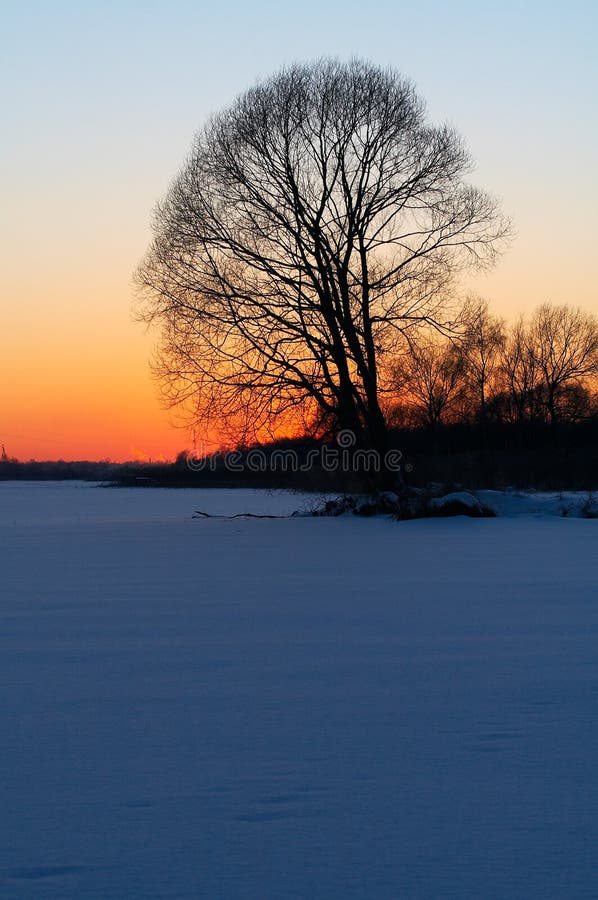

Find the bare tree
[[500, 317, 543, 424], [135, 59, 508, 471], [393, 338, 466, 428], [499, 305, 598, 426], [526, 304, 598, 426], [461, 296, 505, 422]]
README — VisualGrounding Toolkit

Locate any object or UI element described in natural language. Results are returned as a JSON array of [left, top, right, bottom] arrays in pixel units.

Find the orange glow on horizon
[[3, 268, 596, 464], [2, 159, 595, 464]]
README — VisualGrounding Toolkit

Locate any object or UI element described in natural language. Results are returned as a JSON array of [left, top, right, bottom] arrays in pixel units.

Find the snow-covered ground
[[1, 482, 597, 899]]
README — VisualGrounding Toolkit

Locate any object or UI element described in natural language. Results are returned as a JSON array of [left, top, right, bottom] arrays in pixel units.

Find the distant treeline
[[2, 418, 597, 491], [0, 459, 119, 482], [178, 421, 598, 491]]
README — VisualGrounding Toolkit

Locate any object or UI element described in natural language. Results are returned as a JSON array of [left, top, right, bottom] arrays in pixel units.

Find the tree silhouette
[[136, 59, 508, 475]]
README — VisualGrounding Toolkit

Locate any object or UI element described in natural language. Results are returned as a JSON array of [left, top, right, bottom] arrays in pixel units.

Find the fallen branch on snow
[[193, 510, 290, 519]]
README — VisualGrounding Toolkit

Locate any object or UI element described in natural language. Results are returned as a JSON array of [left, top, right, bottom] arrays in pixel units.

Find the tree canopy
[[135, 59, 509, 458]]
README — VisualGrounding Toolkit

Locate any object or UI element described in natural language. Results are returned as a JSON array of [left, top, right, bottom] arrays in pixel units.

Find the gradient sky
[[2, 0, 597, 461]]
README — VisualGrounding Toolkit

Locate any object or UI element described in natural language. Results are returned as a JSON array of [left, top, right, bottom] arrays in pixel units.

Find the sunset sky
[[2, 0, 597, 461]]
